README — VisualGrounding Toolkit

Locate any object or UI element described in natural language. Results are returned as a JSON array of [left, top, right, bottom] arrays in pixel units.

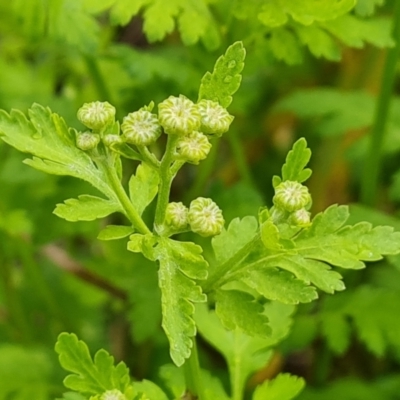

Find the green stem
[[154, 136, 180, 230], [183, 339, 205, 400], [361, 2, 400, 206], [137, 145, 161, 169], [102, 156, 151, 234], [84, 55, 113, 103], [203, 234, 261, 293]]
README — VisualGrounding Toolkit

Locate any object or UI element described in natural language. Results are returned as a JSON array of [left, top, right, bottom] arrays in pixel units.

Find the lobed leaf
[[198, 41, 246, 108], [55, 333, 131, 395], [155, 238, 208, 366], [97, 225, 134, 241], [54, 195, 121, 222], [253, 373, 305, 400]]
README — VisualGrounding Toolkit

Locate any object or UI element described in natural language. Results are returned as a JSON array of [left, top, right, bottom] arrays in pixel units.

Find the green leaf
[[54, 195, 121, 222], [253, 373, 305, 400], [129, 163, 159, 215], [268, 28, 304, 65], [212, 216, 258, 263], [354, 0, 384, 16], [244, 268, 318, 304], [132, 380, 169, 400], [97, 225, 134, 240], [155, 238, 208, 366], [215, 289, 271, 337], [295, 205, 400, 269], [110, 0, 149, 25], [260, 219, 282, 250], [258, 3, 288, 27], [56, 393, 87, 400], [55, 333, 131, 394], [281, 138, 312, 183], [198, 41, 246, 108], [0, 104, 115, 199]]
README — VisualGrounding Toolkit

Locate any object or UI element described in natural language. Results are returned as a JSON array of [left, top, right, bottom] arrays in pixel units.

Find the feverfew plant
[[1, 42, 400, 400]]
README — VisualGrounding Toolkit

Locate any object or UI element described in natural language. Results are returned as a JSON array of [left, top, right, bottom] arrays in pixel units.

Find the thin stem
[[203, 234, 261, 293], [154, 135, 180, 230], [361, 2, 400, 206], [84, 55, 113, 103], [183, 339, 205, 400], [137, 145, 161, 169]]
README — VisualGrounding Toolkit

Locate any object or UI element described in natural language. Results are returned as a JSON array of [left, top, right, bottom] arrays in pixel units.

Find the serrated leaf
[[244, 268, 318, 304], [260, 219, 282, 250], [54, 195, 121, 222], [212, 216, 258, 263], [253, 373, 305, 400], [110, 0, 150, 25], [258, 3, 288, 27], [0, 104, 115, 199], [215, 289, 271, 337], [354, 0, 384, 16], [281, 138, 312, 183], [295, 205, 400, 269], [97, 225, 134, 240], [129, 163, 159, 215], [268, 28, 303, 65], [55, 333, 131, 394], [198, 41, 246, 108], [155, 238, 208, 366], [132, 380, 169, 400]]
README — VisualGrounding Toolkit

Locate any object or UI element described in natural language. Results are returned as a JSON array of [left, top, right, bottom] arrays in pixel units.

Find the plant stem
[[361, 1, 400, 206], [84, 55, 113, 103], [101, 155, 151, 234], [183, 339, 205, 400], [137, 145, 161, 169], [154, 136, 180, 230]]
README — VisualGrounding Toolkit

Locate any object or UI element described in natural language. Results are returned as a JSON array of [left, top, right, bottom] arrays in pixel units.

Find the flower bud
[[76, 132, 100, 151], [289, 208, 311, 227], [273, 181, 311, 212], [103, 134, 124, 147], [165, 202, 189, 230], [158, 95, 201, 135], [77, 101, 116, 130], [100, 389, 126, 400], [197, 99, 234, 136], [176, 131, 211, 164], [188, 197, 224, 237], [121, 109, 161, 146]]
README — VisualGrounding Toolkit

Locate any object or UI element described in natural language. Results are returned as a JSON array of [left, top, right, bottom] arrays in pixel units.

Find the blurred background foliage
[[2, 0, 400, 398]]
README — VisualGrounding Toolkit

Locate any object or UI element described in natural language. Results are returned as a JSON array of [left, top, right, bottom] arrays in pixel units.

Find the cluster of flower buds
[[272, 180, 311, 227], [75, 95, 233, 165], [164, 197, 224, 237]]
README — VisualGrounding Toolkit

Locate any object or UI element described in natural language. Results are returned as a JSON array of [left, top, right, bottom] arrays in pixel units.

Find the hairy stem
[[361, 1, 400, 205]]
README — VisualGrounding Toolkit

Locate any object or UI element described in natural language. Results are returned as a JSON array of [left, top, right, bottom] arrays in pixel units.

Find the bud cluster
[[273, 180, 311, 227]]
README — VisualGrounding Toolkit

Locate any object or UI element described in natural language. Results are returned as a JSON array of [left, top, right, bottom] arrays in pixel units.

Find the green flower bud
[[77, 101, 116, 130], [100, 390, 126, 400], [121, 110, 161, 146], [289, 208, 311, 227], [76, 132, 100, 151], [273, 181, 311, 212], [165, 202, 189, 230], [176, 131, 211, 164], [189, 197, 224, 237], [103, 134, 124, 147], [158, 95, 201, 135], [197, 99, 234, 136]]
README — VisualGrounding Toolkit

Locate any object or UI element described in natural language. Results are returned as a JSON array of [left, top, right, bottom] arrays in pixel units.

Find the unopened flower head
[[121, 110, 161, 146], [273, 181, 311, 212], [165, 202, 189, 230], [103, 134, 124, 147], [197, 99, 234, 136], [290, 208, 311, 227], [76, 132, 100, 151], [176, 131, 211, 164], [188, 197, 224, 237], [77, 101, 116, 130], [158, 95, 201, 135], [100, 389, 126, 400]]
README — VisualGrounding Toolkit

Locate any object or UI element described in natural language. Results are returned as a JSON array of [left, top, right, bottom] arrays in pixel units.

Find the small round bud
[[77, 101, 116, 130], [100, 389, 126, 400], [121, 110, 162, 146], [76, 132, 100, 151], [197, 99, 234, 136], [165, 202, 189, 230], [273, 181, 311, 212], [289, 208, 311, 227], [176, 131, 211, 164], [158, 95, 201, 135], [103, 134, 124, 147], [188, 197, 224, 237]]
